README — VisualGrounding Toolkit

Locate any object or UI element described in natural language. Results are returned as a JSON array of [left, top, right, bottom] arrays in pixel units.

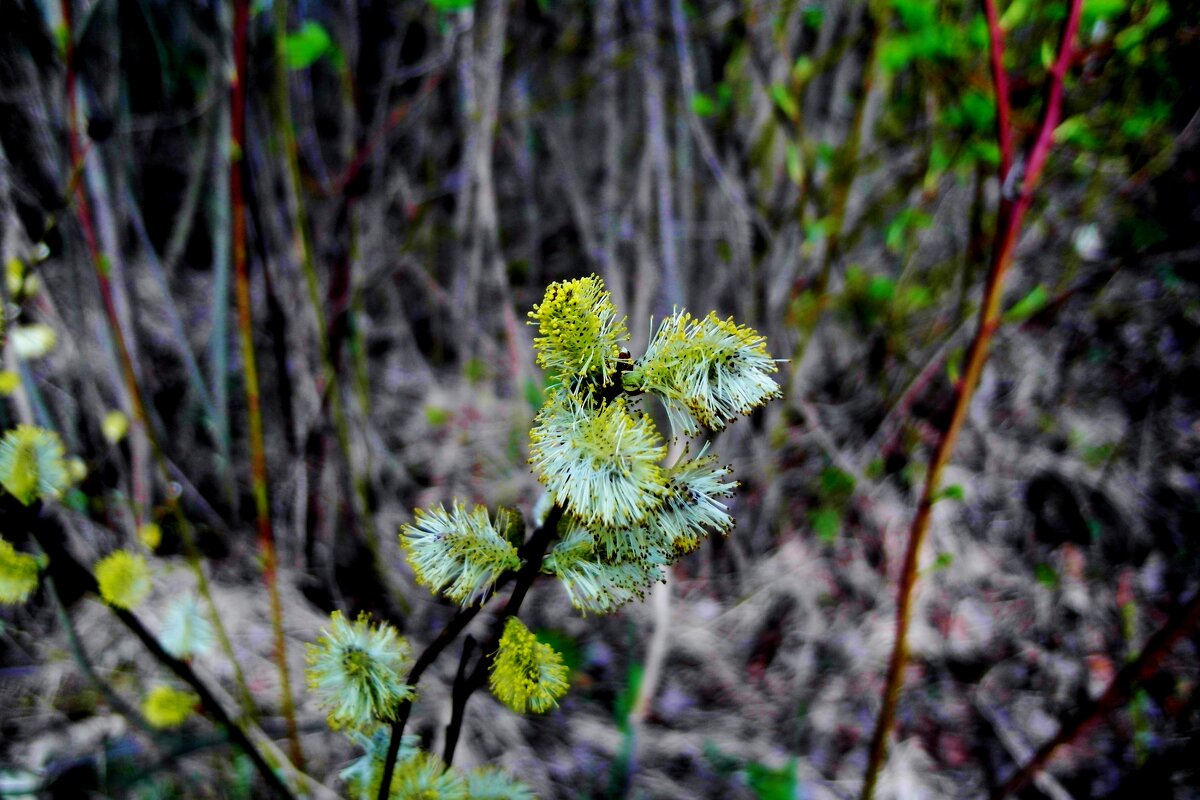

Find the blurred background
[[1, 0, 1199, 797]]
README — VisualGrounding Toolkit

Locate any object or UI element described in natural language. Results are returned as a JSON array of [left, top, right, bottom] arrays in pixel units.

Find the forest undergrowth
[[1, 0, 1199, 797]]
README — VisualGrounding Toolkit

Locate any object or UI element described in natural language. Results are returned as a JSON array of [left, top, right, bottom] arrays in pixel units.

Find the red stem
[[982, 0, 1014, 180], [858, 2, 1084, 797], [230, 0, 304, 768]]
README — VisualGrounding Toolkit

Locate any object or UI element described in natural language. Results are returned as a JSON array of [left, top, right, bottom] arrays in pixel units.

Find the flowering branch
[[16, 503, 297, 799], [376, 503, 564, 799], [859, 1, 1085, 797]]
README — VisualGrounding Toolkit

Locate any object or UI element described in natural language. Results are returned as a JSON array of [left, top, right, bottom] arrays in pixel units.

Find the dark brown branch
[[19, 505, 297, 799], [991, 589, 1200, 799]]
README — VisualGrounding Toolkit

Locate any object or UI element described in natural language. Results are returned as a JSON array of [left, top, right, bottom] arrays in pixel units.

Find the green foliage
[[283, 21, 333, 70], [426, 0, 475, 11], [746, 758, 798, 800], [810, 506, 842, 543], [1003, 285, 1049, 324]]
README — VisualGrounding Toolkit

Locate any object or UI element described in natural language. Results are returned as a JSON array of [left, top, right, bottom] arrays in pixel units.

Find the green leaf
[[523, 377, 545, 414], [1083, 0, 1127, 23], [820, 466, 856, 499], [535, 628, 582, 674], [283, 21, 332, 70], [427, 0, 475, 10], [940, 484, 964, 501], [804, 217, 830, 242], [946, 346, 963, 384], [785, 142, 804, 186], [1034, 563, 1059, 589], [933, 552, 954, 571], [1040, 40, 1055, 70], [746, 758, 797, 800], [867, 276, 896, 304], [791, 56, 815, 84], [770, 83, 799, 120], [691, 92, 717, 118], [811, 506, 841, 543], [463, 357, 487, 383], [614, 661, 644, 729], [1003, 285, 1048, 323], [999, 0, 1031, 30], [880, 36, 915, 72]]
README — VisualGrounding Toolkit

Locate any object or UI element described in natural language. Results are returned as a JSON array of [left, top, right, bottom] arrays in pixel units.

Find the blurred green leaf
[[425, 406, 450, 427], [614, 661, 644, 729], [933, 552, 954, 571], [427, 0, 475, 10], [691, 92, 717, 118], [880, 36, 915, 72], [821, 466, 856, 499], [464, 357, 487, 383], [1083, 0, 1127, 24], [811, 506, 842, 543], [940, 484, 964, 501], [746, 758, 797, 800], [770, 83, 799, 120], [947, 346, 963, 384], [283, 21, 332, 70], [792, 56, 815, 84], [1034, 563, 1059, 588], [523, 377, 545, 414], [785, 142, 805, 186], [1000, 0, 1031, 29], [1003, 285, 1048, 323], [535, 628, 582, 674]]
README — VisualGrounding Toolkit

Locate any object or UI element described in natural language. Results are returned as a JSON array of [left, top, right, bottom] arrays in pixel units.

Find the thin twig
[[859, 1, 1085, 796], [983, 0, 1014, 180], [230, 0, 303, 767], [991, 589, 1200, 799]]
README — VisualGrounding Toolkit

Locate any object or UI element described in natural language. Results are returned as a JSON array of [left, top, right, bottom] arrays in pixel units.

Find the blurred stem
[[991, 589, 1200, 799], [44, 572, 154, 735], [983, 0, 1014, 180], [789, 3, 887, 370], [231, 0, 303, 768], [859, 1, 1085, 797], [270, 0, 380, 564], [59, 0, 253, 721], [23, 509, 299, 800], [378, 504, 566, 798]]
